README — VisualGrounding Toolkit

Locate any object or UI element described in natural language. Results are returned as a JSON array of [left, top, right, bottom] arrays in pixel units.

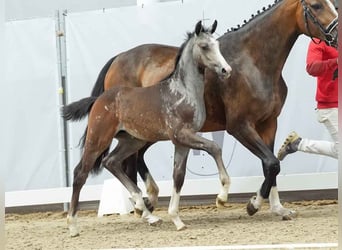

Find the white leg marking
[[251, 189, 264, 210], [67, 214, 79, 237], [168, 188, 186, 230], [269, 186, 296, 217], [217, 176, 231, 203], [145, 174, 159, 208], [215, 160, 231, 207], [132, 192, 161, 225]]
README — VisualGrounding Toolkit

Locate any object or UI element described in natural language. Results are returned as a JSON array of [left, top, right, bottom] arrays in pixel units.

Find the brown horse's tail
[[90, 56, 116, 97]]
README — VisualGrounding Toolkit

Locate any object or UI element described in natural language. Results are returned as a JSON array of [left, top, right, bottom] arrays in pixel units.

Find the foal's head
[[188, 20, 232, 79]]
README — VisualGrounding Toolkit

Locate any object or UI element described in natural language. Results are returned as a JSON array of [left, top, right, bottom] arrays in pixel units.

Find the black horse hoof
[[143, 197, 154, 213], [246, 198, 258, 216]]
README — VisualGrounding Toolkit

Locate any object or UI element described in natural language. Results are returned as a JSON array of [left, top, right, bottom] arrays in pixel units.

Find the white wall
[[2, 18, 63, 191], [5, 0, 136, 20]]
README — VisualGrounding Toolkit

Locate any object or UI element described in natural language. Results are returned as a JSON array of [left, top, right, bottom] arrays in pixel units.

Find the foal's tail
[[62, 96, 97, 122]]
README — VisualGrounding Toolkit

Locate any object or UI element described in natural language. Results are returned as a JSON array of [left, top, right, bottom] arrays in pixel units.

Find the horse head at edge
[[299, 0, 338, 48]]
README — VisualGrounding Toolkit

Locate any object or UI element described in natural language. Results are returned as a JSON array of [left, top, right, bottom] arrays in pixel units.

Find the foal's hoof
[[68, 226, 80, 237], [282, 215, 293, 221], [176, 224, 187, 231], [143, 197, 154, 213], [134, 208, 143, 218], [67, 215, 80, 237], [69, 230, 80, 237], [247, 197, 259, 216], [216, 197, 227, 208]]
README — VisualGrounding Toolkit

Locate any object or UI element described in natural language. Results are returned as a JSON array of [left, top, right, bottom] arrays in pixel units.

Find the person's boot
[[277, 131, 302, 161]]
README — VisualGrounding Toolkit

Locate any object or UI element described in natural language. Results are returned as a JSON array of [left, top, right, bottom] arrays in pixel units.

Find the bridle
[[301, 0, 338, 47]]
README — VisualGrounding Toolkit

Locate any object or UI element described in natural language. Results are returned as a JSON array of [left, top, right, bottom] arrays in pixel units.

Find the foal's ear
[[195, 20, 203, 36], [210, 20, 218, 34]]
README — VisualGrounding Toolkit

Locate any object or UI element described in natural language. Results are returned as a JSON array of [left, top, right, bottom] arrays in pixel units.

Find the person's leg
[[298, 108, 338, 158], [278, 108, 338, 160]]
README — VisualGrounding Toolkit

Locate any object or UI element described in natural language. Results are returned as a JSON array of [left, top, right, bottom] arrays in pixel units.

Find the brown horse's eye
[[310, 3, 322, 11]]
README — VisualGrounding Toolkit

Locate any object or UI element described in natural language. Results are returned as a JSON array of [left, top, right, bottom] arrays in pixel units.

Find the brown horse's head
[[298, 0, 338, 47]]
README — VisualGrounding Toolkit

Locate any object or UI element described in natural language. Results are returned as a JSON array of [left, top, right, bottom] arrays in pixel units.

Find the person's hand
[[333, 68, 338, 80]]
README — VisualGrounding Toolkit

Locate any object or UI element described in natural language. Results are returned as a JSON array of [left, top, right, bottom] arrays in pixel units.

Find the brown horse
[[63, 21, 232, 236], [68, 0, 338, 219]]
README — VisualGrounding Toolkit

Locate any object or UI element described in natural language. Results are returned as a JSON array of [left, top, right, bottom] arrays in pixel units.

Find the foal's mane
[[226, 0, 282, 33], [162, 26, 212, 82]]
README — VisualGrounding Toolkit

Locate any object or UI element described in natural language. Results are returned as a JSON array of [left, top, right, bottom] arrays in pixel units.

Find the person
[[277, 36, 338, 161]]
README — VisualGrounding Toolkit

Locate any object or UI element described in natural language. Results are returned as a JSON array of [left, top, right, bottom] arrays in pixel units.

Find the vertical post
[[55, 9, 70, 211]]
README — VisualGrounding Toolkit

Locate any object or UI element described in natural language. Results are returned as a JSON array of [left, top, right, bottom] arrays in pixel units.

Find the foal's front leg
[[168, 145, 189, 230], [174, 129, 231, 208]]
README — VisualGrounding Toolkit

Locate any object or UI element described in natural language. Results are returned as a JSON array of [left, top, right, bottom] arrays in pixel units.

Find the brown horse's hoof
[[246, 199, 258, 216], [134, 208, 143, 218]]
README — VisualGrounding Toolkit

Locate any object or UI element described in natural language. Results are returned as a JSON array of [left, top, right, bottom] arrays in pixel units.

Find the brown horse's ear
[[195, 20, 202, 35], [211, 20, 218, 34]]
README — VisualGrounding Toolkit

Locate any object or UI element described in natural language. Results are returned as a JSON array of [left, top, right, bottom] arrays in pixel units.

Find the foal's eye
[[310, 3, 322, 11], [199, 44, 209, 50]]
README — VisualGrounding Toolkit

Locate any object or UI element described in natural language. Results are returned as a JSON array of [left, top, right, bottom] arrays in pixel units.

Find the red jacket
[[306, 39, 338, 109]]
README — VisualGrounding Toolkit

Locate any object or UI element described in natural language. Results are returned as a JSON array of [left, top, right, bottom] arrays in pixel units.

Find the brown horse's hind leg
[[102, 134, 162, 225]]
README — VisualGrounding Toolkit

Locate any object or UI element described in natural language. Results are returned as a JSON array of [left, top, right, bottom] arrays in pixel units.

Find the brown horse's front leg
[[231, 124, 280, 216]]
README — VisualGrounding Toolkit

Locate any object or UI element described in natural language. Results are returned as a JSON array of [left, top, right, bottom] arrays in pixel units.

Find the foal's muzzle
[[219, 65, 232, 79]]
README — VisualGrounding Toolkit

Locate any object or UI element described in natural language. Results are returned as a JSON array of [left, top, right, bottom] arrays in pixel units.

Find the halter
[[301, 0, 338, 46]]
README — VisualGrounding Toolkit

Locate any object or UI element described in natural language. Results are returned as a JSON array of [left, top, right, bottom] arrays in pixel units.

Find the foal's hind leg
[[137, 143, 159, 211], [102, 135, 162, 225], [68, 149, 105, 237], [122, 144, 159, 213]]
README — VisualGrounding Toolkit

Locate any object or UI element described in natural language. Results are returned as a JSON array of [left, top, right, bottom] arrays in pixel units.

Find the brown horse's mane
[[226, 0, 283, 33]]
